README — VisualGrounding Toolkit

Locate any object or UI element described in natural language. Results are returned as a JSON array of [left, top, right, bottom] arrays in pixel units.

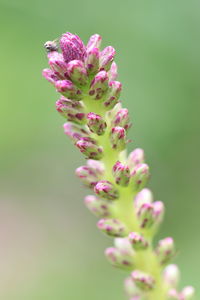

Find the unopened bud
[[152, 201, 165, 225], [97, 218, 128, 237], [134, 188, 153, 211], [94, 180, 119, 200], [104, 81, 122, 109], [85, 47, 99, 74], [108, 61, 118, 81], [131, 164, 150, 191], [76, 137, 103, 160], [112, 108, 132, 130], [99, 46, 116, 71], [89, 71, 109, 100], [63, 122, 89, 142], [56, 97, 86, 124], [112, 161, 130, 186], [60, 32, 86, 63], [128, 148, 145, 171], [131, 270, 155, 291], [168, 289, 179, 299], [84, 195, 112, 218], [163, 264, 180, 288], [48, 51, 68, 79], [87, 112, 107, 135], [105, 247, 134, 270], [55, 80, 82, 100], [129, 232, 149, 250], [155, 237, 176, 265], [42, 68, 58, 85], [137, 203, 154, 229], [110, 127, 126, 151], [67, 60, 88, 85], [124, 277, 143, 299], [181, 286, 195, 299], [75, 166, 99, 187], [87, 34, 102, 50]]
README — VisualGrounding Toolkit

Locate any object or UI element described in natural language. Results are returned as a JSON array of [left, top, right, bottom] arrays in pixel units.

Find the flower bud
[[168, 289, 180, 299], [108, 61, 118, 81], [94, 180, 119, 200], [87, 159, 105, 175], [60, 32, 86, 63], [152, 201, 165, 225], [129, 232, 149, 250], [67, 60, 88, 85], [155, 237, 176, 265], [76, 137, 103, 160], [85, 47, 99, 74], [137, 203, 154, 229], [87, 112, 107, 135], [105, 247, 134, 270], [97, 218, 128, 237], [48, 51, 68, 79], [56, 97, 86, 124], [131, 164, 150, 191], [131, 270, 155, 291], [87, 34, 102, 50], [42, 68, 58, 84], [55, 80, 82, 100], [112, 161, 130, 186], [63, 122, 89, 142], [89, 71, 109, 100], [104, 81, 122, 109], [114, 237, 133, 253], [99, 46, 115, 71], [134, 188, 153, 211], [75, 166, 99, 187], [128, 148, 145, 171], [110, 127, 126, 151], [84, 195, 112, 218], [124, 277, 143, 299], [112, 108, 132, 130], [181, 286, 195, 299], [163, 264, 180, 288]]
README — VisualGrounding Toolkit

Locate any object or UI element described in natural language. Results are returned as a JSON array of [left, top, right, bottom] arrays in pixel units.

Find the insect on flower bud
[[134, 188, 153, 211], [99, 46, 116, 71], [131, 163, 150, 191], [63, 122, 90, 142], [76, 137, 103, 160], [55, 80, 82, 100], [112, 108, 132, 130], [42, 68, 58, 85], [108, 61, 118, 81], [155, 237, 176, 265], [86, 34, 102, 51], [112, 161, 130, 186], [181, 286, 195, 299], [89, 70, 109, 100], [110, 127, 126, 151], [84, 195, 112, 218], [128, 232, 149, 250], [94, 180, 119, 200], [105, 247, 134, 270], [128, 148, 145, 171], [48, 51, 68, 79], [131, 270, 155, 291], [97, 218, 128, 237], [60, 32, 86, 63], [163, 264, 180, 288], [137, 203, 154, 229], [85, 47, 100, 74], [56, 97, 86, 124], [44, 40, 58, 52], [87, 113, 107, 135], [104, 81, 122, 109], [67, 60, 88, 85]]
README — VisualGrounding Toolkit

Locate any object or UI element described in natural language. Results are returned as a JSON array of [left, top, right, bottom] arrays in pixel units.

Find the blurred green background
[[0, 0, 200, 299]]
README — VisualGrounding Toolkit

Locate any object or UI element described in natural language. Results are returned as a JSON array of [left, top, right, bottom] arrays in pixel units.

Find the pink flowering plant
[[42, 32, 195, 300]]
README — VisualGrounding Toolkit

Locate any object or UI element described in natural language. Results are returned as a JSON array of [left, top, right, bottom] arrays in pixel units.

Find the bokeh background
[[0, 0, 200, 299]]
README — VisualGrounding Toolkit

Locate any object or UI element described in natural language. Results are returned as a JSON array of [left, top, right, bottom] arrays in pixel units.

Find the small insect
[[44, 39, 59, 52]]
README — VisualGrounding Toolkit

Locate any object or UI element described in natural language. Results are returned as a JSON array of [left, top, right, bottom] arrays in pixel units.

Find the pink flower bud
[[97, 218, 128, 237], [85, 47, 100, 74], [94, 180, 119, 200], [75, 166, 99, 188], [128, 148, 145, 171], [112, 161, 130, 186], [131, 270, 155, 291], [152, 201, 165, 225], [168, 289, 180, 299], [63, 122, 90, 142], [155, 237, 176, 265], [84, 195, 112, 218], [181, 286, 195, 299], [87, 112, 107, 135], [131, 164, 150, 191], [137, 203, 154, 229], [105, 247, 134, 270], [99, 46, 116, 71], [56, 97, 86, 124], [108, 62, 118, 81], [86, 34, 102, 51], [67, 60, 88, 85], [163, 264, 180, 288], [112, 108, 132, 130], [55, 80, 82, 100], [89, 70, 109, 100], [129, 232, 149, 250], [124, 277, 143, 299], [48, 51, 68, 79], [60, 32, 86, 63], [42, 68, 58, 84], [110, 127, 126, 151], [134, 188, 153, 211], [76, 137, 103, 160], [104, 80, 122, 109]]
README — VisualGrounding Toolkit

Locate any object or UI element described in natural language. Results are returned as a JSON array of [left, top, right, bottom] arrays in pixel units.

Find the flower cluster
[[43, 32, 194, 300]]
